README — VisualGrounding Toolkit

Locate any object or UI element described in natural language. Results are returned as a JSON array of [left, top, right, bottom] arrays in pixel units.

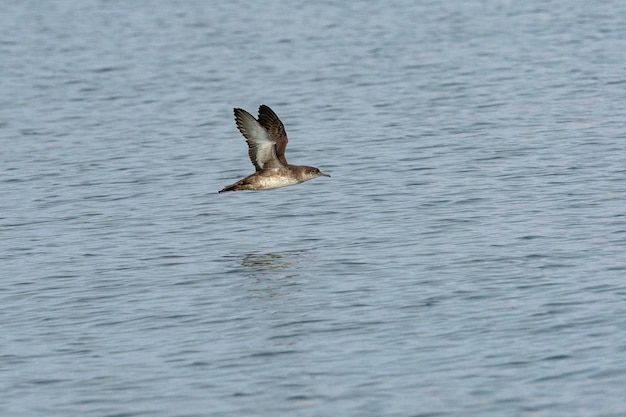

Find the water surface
[[2, 1, 626, 416]]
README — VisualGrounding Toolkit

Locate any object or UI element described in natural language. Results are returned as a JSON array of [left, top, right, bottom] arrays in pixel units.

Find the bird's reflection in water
[[225, 249, 312, 281], [241, 250, 309, 271], [224, 250, 313, 301]]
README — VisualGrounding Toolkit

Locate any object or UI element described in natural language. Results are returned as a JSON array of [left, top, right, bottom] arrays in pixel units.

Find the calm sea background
[[2, 1, 625, 416]]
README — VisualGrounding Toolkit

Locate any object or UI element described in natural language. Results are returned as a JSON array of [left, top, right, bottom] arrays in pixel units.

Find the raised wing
[[234, 108, 283, 171], [257, 105, 289, 166]]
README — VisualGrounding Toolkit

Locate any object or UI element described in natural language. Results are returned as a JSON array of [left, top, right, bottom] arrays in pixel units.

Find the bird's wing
[[257, 105, 289, 166], [234, 108, 283, 171]]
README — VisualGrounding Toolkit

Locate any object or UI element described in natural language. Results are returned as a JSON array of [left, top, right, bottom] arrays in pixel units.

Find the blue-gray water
[[2, 1, 625, 416]]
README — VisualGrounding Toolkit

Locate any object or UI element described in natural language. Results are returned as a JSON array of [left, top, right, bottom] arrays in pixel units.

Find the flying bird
[[219, 105, 330, 193]]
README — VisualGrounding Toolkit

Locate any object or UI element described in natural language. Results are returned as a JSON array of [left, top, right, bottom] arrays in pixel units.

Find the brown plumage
[[257, 105, 289, 166], [219, 105, 329, 193]]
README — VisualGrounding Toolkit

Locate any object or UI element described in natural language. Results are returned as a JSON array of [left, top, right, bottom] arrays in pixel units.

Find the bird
[[219, 105, 330, 193]]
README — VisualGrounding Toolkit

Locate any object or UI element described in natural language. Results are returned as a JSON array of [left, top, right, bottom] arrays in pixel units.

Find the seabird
[[219, 105, 330, 193]]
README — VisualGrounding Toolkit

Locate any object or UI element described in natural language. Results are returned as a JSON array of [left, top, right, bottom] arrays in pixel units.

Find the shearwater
[[219, 105, 330, 193]]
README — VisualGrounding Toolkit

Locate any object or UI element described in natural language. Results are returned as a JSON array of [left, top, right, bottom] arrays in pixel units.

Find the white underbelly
[[260, 176, 301, 189]]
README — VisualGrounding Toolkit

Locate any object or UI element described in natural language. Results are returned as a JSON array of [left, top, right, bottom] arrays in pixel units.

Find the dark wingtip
[[258, 104, 276, 118]]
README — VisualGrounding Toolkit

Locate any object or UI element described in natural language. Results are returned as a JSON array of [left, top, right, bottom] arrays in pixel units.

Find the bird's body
[[220, 167, 306, 192], [219, 105, 329, 193]]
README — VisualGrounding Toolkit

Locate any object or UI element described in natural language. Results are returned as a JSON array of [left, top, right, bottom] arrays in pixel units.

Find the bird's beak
[[320, 172, 331, 177]]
